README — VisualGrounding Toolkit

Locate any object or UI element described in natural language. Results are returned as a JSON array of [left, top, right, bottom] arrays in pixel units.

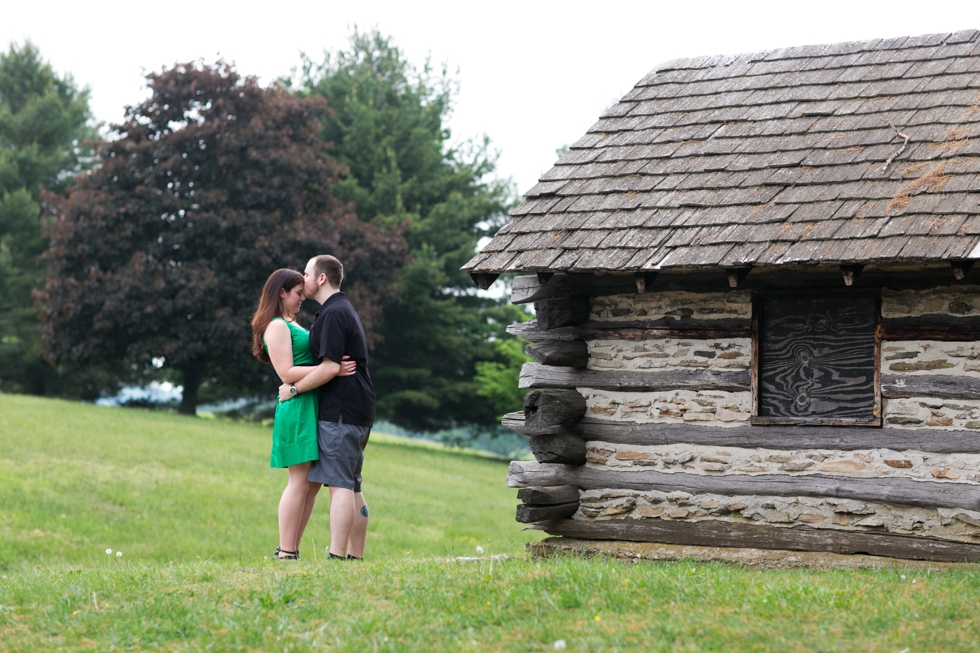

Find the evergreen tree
[[294, 29, 522, 431], [0, 42, 95, 396]]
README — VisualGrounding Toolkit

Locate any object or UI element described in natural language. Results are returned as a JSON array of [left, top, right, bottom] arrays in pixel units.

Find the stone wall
[[575, 488, 980, 544], [587, 338, 750, 371], [883, 396, 980, 430], [882, 341, 980, 375], [585, 441, 980, 483], [590, 290, 750, 322], [580, 388, 751, 425], [516, 285, 980, 553], [579, 291, 752, 426], [883, 285, 980, 318]]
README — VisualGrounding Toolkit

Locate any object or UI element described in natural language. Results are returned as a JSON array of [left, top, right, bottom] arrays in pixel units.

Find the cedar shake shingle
[[465, 30, 980, 274]]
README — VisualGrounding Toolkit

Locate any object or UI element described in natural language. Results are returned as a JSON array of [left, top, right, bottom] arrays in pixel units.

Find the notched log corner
[[524, 389, 587, 429], [840, 264, 864, 287], [951, 260, 974, 281], [518, 485, 580, 505], [525, 340, 590, 368], [534, 297, 591, 330], [634, 271, 658, 294], [516, 502, 579, 523], [528, 433, 587, 465]]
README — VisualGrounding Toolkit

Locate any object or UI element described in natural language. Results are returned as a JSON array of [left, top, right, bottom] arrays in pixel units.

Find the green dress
[[263, 318, 319, 468]]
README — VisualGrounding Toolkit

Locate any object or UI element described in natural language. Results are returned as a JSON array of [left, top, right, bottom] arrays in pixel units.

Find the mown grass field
[[3, 392, 980, 652], [0, 393, 533, 568]]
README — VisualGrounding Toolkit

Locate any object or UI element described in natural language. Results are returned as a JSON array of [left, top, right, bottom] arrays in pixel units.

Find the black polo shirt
[[308, 292, 375, 427]]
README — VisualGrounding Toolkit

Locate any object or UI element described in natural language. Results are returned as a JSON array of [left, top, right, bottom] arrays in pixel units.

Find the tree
[[475, 337, 533, 418], [0, 42, 94, 396], [37, 61, 407, 415], [293, 29, 519, 431]]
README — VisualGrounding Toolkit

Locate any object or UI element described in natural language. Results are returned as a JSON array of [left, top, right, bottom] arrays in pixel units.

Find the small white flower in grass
[[476, 546, 484, 554], [900, 575, 906, 580], [553, 640, 567, 650], [105, 549, 112, 555], [116, 551, 122, 558]]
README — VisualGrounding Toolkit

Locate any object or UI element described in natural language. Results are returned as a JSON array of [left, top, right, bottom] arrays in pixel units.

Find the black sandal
[[274, 546, 299, 560]]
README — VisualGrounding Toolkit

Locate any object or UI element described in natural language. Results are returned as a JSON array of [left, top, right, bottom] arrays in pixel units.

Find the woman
[[251, 269, 355, 560]]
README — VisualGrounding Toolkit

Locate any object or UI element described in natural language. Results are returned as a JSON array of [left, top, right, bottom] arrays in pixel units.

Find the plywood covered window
[[753, 293, 881, 426]]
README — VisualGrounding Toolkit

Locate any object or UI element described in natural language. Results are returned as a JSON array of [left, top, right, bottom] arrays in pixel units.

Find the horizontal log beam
[[500, 416, 980, 454], [511, 274, 636, 304], [882, 316, 980, 342], [507, 461, 980, 511], [469, 272, 499, 290], [882, 374, 980, 400], [530, 518, 980, 563], [509, 268, 975, 306], [519, 363, 750, 392], [517, 485, 581, 505], [508, 319, 751, 343], [516, 502, 579, 523], [524, 340, 590, 368]]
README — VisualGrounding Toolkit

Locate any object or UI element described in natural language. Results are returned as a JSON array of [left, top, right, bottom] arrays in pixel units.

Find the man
[[279, 254, 374, 560]]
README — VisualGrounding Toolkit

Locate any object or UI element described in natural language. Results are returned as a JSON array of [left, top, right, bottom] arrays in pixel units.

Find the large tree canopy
[[37, 61, 406, 414], [0, 42, 94, 395], [294, 30, 522, 431]]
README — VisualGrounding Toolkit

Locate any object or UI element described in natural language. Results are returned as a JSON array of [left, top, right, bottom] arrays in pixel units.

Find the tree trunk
[[178, 366, 202, 416]]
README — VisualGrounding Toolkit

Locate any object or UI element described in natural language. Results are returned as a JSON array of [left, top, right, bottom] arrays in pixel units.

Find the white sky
[[4, 1, 980, 195]]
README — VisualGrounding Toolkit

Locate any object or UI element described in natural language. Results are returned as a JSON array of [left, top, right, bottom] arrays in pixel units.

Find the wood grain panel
[[758, 296, 878, 423]]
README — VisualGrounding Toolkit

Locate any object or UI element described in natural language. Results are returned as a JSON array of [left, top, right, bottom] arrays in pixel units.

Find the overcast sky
[[4, 1, 980, 195]]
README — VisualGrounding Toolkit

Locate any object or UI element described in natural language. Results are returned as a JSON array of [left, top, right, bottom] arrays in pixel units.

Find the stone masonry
[[576, 488, 980, 544], [884, 396, 980, 430], [580, 388, 751, 425], [882, 341, 980, 375], [590, 290, 750, 322], [586, 441, 980, 484], [883, 285, 980, 318], [587, 338, 750, 371]]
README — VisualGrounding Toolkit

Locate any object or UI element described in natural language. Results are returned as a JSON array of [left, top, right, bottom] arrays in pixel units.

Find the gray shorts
[[307, 416, 370, 492]]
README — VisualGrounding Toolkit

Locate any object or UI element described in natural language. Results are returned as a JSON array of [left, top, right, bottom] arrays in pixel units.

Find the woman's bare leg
[[296, 482, 321, 548], [278, 462, 313, 556]]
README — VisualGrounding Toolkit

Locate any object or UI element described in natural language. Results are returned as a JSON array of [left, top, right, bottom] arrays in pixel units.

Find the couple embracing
[[250, 255, 374, 561]]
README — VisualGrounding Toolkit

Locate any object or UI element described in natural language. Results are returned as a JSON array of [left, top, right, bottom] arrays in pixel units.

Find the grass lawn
[[0, 393, 535, 568], [2, 392, 980, 651]]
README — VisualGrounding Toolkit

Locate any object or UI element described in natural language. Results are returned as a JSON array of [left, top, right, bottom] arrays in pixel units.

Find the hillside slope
[[0, 393, 536, 570]]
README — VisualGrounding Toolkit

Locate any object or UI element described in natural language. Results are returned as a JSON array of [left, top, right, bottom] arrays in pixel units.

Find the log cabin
[[464, 30, 980, 562]]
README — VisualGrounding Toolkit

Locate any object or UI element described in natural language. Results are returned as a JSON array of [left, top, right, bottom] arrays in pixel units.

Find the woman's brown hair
[[251, 268, 304, 363]]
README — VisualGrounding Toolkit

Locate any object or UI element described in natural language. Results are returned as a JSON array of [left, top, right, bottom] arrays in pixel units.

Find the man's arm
[[278, 358, 340, 401], [278, 355, 356, 401], [295, 358, 342, 393]]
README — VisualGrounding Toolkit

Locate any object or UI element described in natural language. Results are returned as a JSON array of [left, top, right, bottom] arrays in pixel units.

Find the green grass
[[3, 556, 979, 651], [3, 392, 980, 651], [0, 393, 536, 568]]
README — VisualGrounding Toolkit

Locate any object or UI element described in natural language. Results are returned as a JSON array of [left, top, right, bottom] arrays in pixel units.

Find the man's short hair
[[312, 255, 344, 289]]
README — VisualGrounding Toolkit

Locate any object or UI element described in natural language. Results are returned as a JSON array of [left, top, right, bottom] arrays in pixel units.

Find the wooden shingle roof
[[465, 30, 980, 275]]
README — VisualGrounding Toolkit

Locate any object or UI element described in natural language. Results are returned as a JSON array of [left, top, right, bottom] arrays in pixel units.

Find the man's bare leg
[[328, 486, 356, 557], [347, 492, 369, 558], [295, 482, 321, 549]]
